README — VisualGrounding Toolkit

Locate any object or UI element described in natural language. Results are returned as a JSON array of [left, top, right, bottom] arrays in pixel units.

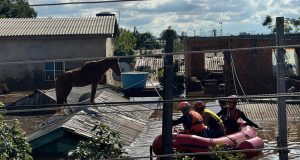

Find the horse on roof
[[55, 58, 121, 106]]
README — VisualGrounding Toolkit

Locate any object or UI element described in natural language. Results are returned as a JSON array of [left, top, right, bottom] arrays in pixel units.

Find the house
[[0, 14, 118, 91], [4, 86, 154, 159], [185, 34, 300, 95]]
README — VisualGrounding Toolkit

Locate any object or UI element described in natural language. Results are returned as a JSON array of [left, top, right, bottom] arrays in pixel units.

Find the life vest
[[183, 110, 206, 134], [223, 109, 241, 133], [203, 109, 223, 125], [225, 109, 241, 121]]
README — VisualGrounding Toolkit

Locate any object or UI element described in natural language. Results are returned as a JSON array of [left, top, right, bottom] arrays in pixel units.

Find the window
[[204, 52, 224, 71], [272, 48, 299, 76], [45, 61, 65, 81]]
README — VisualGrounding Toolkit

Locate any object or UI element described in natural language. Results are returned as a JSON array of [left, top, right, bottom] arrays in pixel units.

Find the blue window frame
[[45, 61, 65, 81]]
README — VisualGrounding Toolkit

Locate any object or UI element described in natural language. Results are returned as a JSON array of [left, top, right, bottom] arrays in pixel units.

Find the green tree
[[0, 113, 32, 160], [68, 123, 126, 160], [135, 32, 160, 51], [114, 28, 136, 63], [0, 0, 37, 18], [262, 15, 300, 33], [159, 28, 184, 52]]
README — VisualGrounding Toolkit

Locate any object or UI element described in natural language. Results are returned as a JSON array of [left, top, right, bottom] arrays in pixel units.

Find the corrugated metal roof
[[0, 16, 117, 37], [237, 101, 300, 121], [28, 88, 153, 147]]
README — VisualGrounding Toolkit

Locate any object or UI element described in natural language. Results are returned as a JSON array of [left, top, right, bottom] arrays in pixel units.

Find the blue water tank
[[121, 72, 148, 90]]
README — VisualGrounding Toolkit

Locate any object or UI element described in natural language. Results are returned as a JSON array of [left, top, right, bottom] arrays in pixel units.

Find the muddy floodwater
[[127, 102, 300, 160]]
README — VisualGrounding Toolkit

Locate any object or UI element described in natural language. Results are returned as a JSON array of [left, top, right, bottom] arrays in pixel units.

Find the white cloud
[[29, 0, 299, 37]]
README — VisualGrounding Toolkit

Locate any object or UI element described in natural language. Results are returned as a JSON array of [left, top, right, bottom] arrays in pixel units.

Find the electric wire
[[1, 44, 300, 65], [1, 93, 300, 114], [110, 146, 300, 160], [29, 0, 148, 7]]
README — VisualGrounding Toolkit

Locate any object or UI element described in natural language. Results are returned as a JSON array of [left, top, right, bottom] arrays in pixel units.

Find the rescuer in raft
[[193, 101, 226, 138], [217, 95, 261, 134], [172, 101, 208, 137]]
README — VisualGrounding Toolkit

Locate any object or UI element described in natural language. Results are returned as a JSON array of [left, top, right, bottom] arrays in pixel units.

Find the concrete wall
[[0, 36, 111, 91]]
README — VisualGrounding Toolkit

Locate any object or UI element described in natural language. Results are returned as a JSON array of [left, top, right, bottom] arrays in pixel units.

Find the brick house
[[185, 34, 300, 95]]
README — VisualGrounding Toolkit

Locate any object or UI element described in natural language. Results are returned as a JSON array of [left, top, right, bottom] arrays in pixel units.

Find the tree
[[68, 123, 126, 160], [114, 28, 136, 63], [135, 32, 160, 51], [159, 28, 184, 52], [0, 113, 32, 160], [262, 15, 300, 33], [0, 0, 37, 18]]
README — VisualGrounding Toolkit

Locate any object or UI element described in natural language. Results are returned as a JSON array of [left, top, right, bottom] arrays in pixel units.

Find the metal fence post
[[276, 16, 288, 160], [162, 28, 174, 159]]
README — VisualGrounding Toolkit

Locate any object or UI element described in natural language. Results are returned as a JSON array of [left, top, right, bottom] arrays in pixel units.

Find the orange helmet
[[178, 101, 190, 110], [193, 101, 206, 109], [227, 95, 238, 103]]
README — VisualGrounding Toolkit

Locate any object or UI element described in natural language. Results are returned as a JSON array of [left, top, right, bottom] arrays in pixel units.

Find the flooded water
[[126, 102, 300, 160]]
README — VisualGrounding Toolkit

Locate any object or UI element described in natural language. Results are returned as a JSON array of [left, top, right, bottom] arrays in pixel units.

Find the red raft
[[152, 123, 264, 158]]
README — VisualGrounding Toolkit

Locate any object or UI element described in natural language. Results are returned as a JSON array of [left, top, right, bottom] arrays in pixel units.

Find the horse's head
[[110, 58, 121, 76]]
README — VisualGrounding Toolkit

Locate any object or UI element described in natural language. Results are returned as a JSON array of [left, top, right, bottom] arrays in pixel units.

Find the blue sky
[[29, 0, 299, 37]]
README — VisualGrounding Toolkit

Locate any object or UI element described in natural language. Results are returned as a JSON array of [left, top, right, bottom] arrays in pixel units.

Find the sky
[[28, 0, 300, 37]]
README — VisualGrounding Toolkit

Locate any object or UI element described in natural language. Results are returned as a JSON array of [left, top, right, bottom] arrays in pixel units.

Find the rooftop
[[0, 16, 117, 37]]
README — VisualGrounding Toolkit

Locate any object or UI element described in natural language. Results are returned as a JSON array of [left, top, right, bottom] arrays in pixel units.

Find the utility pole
[[212, 29, 217, 37], [219, 21, 223, 36], [276, 17, 288, 160], [162, 28, 174, 159]]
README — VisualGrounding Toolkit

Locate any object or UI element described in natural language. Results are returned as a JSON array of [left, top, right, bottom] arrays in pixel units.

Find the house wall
[[0, 36, 111, 91], [185, 36, 276, 95]]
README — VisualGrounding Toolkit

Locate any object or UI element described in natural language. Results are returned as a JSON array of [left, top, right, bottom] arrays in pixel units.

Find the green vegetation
[[210, 145, 245, 160], [262, 15, 300, 33], [0, 112, 32, 160], [114, 28, 137, 63], [157, 60, 185, 96], [0, 0, 37, 18], [159, 28, 185, 52], [173, 145, 245, 160], [68, 123, 126, 160], [135, 31, 160, 51]]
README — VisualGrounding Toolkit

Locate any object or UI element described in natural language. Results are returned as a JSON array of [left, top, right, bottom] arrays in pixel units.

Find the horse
[[55, 58, 121, 106]]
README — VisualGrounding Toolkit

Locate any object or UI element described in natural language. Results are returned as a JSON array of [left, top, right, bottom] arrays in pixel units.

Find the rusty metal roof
[[0, 16, 117, 37]]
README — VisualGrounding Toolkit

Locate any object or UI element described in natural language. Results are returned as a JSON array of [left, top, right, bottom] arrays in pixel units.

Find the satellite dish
[[112, 62, 130, 81]]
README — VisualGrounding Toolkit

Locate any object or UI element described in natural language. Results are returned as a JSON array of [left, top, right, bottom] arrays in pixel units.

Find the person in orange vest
[[217, 95, 261, 134], [172, 101, 207, 137], [193, 101, 226, 138]]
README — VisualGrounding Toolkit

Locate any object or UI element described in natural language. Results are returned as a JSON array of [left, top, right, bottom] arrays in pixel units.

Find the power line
[[0, 44, 300, 65], [111, 146, 300, 160], [2, 93, 300, 114], [30, 0, 148, 7]]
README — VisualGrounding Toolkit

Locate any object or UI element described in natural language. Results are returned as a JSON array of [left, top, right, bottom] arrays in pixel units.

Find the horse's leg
[[63, 84, 72, 103], [55, 77, 65, 104], [55, 77, 65, 114], [90, 83, 97, 103]]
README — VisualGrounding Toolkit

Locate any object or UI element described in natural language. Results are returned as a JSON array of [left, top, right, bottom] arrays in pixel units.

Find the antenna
[[219, 21, 223, 36]]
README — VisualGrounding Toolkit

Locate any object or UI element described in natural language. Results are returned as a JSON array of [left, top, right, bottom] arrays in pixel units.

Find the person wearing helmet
[[172, 101, 207, 136], [193, 101, 225, 138], [217, 95, 260, 134], [218, 99, 227, 109]]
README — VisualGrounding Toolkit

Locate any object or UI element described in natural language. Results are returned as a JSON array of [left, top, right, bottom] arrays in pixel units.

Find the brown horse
[[55, 58, 121, 105]]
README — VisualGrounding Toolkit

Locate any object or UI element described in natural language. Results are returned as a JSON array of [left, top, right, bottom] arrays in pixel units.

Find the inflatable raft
[[152, 122, 264, 158]]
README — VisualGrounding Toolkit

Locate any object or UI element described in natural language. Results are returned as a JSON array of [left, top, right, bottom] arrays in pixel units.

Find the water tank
[[96, 12, 115, 16]]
